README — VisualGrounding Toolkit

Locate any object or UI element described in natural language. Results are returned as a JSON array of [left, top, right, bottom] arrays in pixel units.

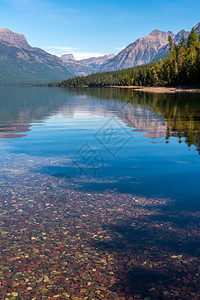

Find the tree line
[[54, 27, 200, 88]]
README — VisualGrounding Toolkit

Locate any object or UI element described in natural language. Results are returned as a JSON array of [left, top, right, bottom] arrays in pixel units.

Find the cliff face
[[0, 28, 31, 50], [61, 54, 75, 61]]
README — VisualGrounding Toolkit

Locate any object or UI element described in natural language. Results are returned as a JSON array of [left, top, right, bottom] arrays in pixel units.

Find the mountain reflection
[[0, 87, 200, 154], [66, 88, 200, 153]]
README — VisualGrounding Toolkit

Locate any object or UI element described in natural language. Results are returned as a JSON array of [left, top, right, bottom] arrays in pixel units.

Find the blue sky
[[0, 0, 200, 59]]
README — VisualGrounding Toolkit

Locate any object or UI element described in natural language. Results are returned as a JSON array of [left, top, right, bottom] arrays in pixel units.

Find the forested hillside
[[57, 27, 200, 88]]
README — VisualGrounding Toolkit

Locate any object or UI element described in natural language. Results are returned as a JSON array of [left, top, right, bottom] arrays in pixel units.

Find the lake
[[1, 87, 200, 205], [0, 87, 200, 299]]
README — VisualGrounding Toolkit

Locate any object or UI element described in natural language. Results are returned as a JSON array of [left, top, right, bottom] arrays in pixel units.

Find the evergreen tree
[[187, 28, 199, 47]]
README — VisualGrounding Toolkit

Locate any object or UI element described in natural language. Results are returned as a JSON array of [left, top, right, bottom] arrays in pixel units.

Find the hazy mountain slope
[[0, 41, 72, 84], [0, 28, 72, 84], [61, 60, 94, 76], [60, 54, 116, 76], [79, 54, 115, 68]]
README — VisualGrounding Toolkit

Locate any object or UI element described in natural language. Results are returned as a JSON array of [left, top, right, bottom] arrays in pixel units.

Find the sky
[[0, 0, 200, 59]]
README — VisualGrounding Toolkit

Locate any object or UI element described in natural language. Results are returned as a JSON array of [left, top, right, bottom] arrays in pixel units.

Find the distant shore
[[113, 86, 200, 94]]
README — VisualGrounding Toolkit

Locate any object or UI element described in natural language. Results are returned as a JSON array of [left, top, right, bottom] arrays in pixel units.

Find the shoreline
[[112, 86, 200, 94]]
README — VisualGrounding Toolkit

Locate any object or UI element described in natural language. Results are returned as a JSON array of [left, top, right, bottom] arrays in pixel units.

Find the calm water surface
[[0, 87, 200, 206]]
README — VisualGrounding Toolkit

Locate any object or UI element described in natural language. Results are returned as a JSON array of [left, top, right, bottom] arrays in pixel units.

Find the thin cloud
[[116, 46, 126, 51], [46, 46, 79, 52], [46, 47, 105, 60], [72, 52, 105, 60]]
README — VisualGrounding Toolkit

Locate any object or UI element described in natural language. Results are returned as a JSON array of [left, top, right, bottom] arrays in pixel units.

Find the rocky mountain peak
[[149, 29, 162, 36], [176, 29, 188, 36], [0, 28, 31, 50], [0, 28, 11, 33], [61, 54, 75, 62], [148, 30, 174, 38], [173, 29, 190, 44]]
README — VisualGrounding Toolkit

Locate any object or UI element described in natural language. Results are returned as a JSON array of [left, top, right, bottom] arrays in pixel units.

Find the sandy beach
[[113, 86, 200, 94]]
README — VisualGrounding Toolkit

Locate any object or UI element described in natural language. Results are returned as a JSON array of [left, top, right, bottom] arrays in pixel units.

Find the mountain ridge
[[99, 23, 200, 72], [0, 29, 72, 84]]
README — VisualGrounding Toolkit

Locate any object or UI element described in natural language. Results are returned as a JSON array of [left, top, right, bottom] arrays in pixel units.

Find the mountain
[[60, 53, 115, 76], [61, 54, 75, 61], [173, 29, 189, 44], [0, 29, 72, 84], [0, 28, 31, 50], [60, 54, 94, 76], [152, 29, 190, 63], [99, 23, 199, 72], [61, 59, 94, 77], [194, 22, 200, 35], [59, 22, 200, 89], [79, 54, 115, 68], [99, 30, 175, 72], [1, 22, 200, 83]]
